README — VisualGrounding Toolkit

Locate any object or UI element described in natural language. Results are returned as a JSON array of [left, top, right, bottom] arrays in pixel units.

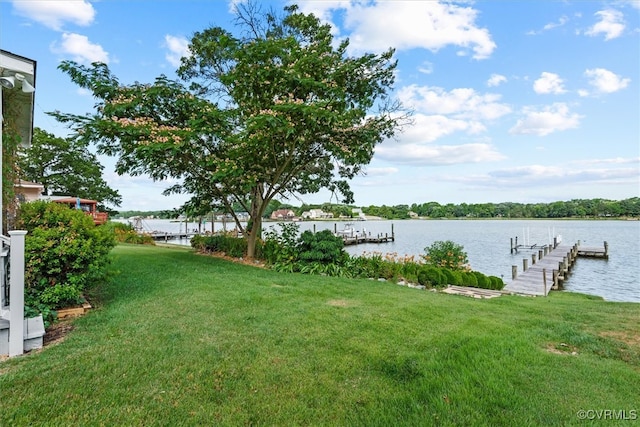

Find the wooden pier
[[144, 231, 200, 241], [330, 223, 395, 246], [342, 234, 394, 245], [503, 240, 608, 296]]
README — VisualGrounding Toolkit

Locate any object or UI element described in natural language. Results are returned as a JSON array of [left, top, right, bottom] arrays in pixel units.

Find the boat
[[335, 222, 367, 239]]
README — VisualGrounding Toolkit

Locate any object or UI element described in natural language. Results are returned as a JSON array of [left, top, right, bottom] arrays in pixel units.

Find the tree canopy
[[53, 4, 405, 257], [19, 128, 122, 211]]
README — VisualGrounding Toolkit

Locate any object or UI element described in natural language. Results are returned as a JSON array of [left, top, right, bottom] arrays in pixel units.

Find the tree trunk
[[246, 215, 262, 259], [246, 186, 265, 259]]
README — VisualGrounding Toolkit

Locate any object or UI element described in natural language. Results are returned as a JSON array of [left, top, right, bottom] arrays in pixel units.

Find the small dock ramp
[[442, 285, 504, 299]]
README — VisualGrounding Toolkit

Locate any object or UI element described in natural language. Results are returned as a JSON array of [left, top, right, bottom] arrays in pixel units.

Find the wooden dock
[[324, 222, 396, 246], [342, 234, 394, 245], [144, 232, 200, 241], [503, 241, 608, 296]]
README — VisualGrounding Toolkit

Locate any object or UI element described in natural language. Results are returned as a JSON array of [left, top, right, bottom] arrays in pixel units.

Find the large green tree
[[19, 127, 121, 210], [53, 4, 405, 257]]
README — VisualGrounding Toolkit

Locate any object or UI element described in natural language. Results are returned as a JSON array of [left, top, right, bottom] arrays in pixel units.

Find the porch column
[[9, 230, 27, 357]]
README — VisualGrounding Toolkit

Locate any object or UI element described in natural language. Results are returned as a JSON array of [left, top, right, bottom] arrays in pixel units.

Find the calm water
[[129, 218, 640, 303]]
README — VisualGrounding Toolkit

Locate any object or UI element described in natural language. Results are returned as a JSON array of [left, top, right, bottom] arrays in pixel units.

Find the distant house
[[352, 208, 367, 220], [270, 209, 296, 220], [51, 197, 108, 225], [14, 180, 44, 202], [408, 211, 419, 219], [301, 209, 333, 219], [236, 212, 250, 221]]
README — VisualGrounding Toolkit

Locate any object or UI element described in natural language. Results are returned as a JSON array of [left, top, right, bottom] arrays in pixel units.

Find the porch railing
[[0, 231, 28, 357], [0, 234, 10, 316]]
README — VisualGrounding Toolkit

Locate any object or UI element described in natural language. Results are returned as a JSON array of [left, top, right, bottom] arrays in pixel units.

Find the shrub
[[418, 266, 446, 288], [344, 254, 376, 278], [357, 252, 385, 279], [261, 222, 300, 265], [441, 268, 463, 286], [18, 201, 116, 317], [472, 271, 489, 289], [460, 272, 478, 287], [108, 221, 155, 244], [191, 233, 247, 258], [297, 230, 346, 265], [489, 276, 505, 290], [422, 240, 469, 270]]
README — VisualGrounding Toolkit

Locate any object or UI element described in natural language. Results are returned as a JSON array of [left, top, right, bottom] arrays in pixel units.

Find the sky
[[1, 0, 639, 211]]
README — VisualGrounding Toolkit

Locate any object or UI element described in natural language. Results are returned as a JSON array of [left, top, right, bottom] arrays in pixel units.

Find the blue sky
[[1, 0, 638, 211]]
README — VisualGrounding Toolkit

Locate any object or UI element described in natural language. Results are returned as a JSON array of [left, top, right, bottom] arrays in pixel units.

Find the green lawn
[[1, 244, 638, 426]]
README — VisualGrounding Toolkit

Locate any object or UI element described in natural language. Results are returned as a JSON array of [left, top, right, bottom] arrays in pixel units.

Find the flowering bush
[[422, 240, 469, 271]]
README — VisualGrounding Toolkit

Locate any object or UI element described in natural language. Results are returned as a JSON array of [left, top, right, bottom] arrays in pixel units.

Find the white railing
[[0, 231, 28, 357], [0, 234, 10, 319]]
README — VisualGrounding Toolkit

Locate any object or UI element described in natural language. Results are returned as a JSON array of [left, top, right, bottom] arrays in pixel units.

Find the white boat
[[335, 223, 367, 238]]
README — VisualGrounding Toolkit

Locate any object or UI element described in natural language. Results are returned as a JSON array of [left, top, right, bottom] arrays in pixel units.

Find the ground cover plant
[[1, 244, 638, 425]]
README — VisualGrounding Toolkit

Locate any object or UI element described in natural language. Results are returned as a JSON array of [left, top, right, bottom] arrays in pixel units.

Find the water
[[124, 218, 640, 303]]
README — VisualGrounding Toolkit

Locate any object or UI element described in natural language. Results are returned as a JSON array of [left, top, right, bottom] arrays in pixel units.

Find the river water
[[126, 218, 639, 303]]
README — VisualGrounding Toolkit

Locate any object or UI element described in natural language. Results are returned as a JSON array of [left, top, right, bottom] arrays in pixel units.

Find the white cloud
[[622, 0, 640, 9], [76, 88, 93, 97], [571, 157, 640, 166], [527, 15, 569, 35], [164, 35, 190, 67], [585, 9, 625, 40], [510, 103, 582, 136], [584, 68, 630, 94], [297, 1, 496, 59], [365, 167, 399, 176], [418, 61, 434, 75], [375, 142, 505, 165], [487, 74, 507, 87], [51, 32, 109, 64], [12, 0, 95, 31], [544, 16, 569, 31], [493, 165, 638, 185], [533, 72, 567, 94], [398, 85, 512, 121], [450, 160, 639, 189], [394, 113, 485, 145]]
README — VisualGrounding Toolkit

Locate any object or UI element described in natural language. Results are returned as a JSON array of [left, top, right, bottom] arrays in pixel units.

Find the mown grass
[[1, 244, 638, 426]]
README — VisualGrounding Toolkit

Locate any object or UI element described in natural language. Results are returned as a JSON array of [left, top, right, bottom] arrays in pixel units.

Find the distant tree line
[[290, 198, 640, 220], [115, 210, 180, 220], [404, 198, 640, 219], [115, 197, 639, 221]]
